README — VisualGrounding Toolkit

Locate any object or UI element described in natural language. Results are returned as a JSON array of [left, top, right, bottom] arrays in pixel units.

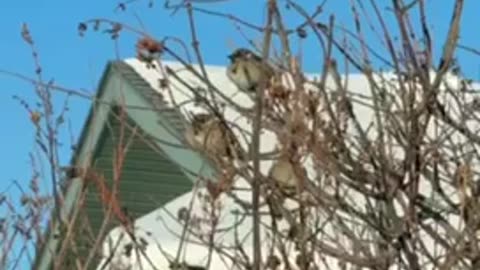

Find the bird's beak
[[227, 53, 235, 61]]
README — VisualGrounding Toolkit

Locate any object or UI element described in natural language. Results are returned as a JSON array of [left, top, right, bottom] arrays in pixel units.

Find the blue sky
[[1, 0, 480, 267]]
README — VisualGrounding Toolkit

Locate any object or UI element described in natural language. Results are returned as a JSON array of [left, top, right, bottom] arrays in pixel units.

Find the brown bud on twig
[[104, 23, 122, 39], [30, 111, 41, 125], [159, 78, 169, 89], [21, 23, 33, 45], [296, 27, 307, 39], [206, 180, 223, 200], [177, 207, 189, 222], [77, 22, 87, 37], [136, 37, 164, 67], [266, 254, 281, 270], [117, 3, 126, 11], [91, 20, 101, 31]]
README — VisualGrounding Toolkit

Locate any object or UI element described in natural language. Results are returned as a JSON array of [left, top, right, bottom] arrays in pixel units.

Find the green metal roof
[[84, 111, 194, 231], [33, 60, 217, 270]]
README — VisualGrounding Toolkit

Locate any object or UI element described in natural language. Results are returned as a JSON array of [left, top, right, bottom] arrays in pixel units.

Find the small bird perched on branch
[[226, 48, 275, 95], [266, 155, 308, 219], [268, 156, 305, 197], [184, 113, 242, 160]]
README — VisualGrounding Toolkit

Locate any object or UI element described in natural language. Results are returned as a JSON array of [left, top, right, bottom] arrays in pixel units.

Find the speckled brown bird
[[226, 48, 274, 95], [268, 156, 301, 196], [184, 113, 242, 159]]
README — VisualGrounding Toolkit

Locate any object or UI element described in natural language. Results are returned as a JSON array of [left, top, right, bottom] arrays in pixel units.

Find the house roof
[[34, 60, 217, 270]]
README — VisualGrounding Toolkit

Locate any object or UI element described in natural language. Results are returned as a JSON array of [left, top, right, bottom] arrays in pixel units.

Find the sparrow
[[184, 113, 242, 159], [266, 156, 307, 219], [226, 48, 274, 95], [268, 157, 302, 197]]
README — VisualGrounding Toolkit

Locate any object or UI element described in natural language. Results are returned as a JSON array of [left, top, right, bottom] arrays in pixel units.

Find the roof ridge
[[111, 60, 189, 135]]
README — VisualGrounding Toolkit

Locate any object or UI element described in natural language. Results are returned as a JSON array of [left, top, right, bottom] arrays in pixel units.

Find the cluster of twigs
[[0, 23, 73, 270], [4, 0, 480, 270], [130, 1, 480, 269]]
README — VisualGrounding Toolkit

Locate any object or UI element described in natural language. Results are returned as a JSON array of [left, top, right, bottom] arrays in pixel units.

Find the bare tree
[[4, 0, 480, 269]]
